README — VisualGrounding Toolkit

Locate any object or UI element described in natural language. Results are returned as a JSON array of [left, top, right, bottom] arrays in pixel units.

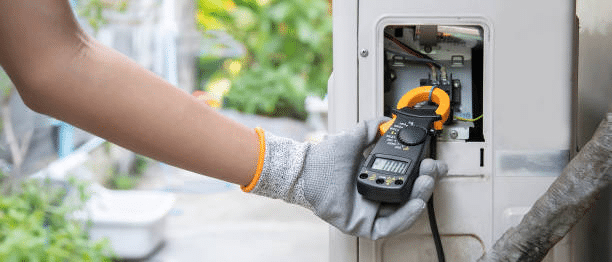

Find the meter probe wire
[[428, 196, 445, 262], [429, 136, 446, 262]]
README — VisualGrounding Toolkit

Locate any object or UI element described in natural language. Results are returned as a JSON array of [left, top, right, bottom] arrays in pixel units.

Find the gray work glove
[[248, 117, 447, 240]]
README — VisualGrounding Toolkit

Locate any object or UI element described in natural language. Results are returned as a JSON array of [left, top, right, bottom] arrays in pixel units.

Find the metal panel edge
[[329, 0, 360, 261]]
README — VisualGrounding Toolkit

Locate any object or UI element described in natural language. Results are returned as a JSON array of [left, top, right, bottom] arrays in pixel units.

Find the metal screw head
[[360, 49, 369, 57], [449, 130, 459, 139]]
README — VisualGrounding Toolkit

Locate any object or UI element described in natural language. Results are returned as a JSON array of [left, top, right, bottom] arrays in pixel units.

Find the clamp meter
[[357, 86, 450, 203]]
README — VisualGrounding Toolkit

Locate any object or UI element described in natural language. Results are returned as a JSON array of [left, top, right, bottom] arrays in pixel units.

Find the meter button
[[397, 126, 428, 146]]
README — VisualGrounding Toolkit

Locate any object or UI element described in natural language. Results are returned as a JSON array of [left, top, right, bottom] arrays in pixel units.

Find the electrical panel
[[383, 25, 484, 143]]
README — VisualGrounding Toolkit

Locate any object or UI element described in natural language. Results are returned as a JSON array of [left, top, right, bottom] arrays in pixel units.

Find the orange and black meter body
[[357, 87, 449, 203]]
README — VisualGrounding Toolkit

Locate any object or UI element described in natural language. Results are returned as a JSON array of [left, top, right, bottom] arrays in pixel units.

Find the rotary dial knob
[[397, 126, 428, 146]]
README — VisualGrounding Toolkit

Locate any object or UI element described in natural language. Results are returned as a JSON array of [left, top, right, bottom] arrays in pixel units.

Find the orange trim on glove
[[241, 127, 266, 192]]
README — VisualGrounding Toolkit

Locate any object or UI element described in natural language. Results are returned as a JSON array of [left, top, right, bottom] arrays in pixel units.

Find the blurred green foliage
[[0, 69, 12, 131], [74, 0, 129, 33], [0, 179, 113, 261], [196, 0, 332, 120], [105, 155, 149, 190], [106, 174, 139, 190], [0, 69, 11, 100]]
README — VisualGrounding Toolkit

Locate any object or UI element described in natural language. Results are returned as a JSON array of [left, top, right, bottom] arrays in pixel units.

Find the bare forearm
[[0, 0, 258, 186], [0, 0, 86, 86], [48, 42, 258, 185]]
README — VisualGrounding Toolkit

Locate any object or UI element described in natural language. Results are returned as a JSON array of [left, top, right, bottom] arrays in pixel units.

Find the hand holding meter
[[357, 86, 450, 203]]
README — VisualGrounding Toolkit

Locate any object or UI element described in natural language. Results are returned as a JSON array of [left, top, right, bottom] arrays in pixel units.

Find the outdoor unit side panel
[[490, 0, 576, 246], [328, 0, 360, 261], [328, 0, 359, 134]]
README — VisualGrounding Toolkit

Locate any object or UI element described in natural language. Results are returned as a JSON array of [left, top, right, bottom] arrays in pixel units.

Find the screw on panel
[[360, 49, 369, 57], [449, 130, 459, 139]]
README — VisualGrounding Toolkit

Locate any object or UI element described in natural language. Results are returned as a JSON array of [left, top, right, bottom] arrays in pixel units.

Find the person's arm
[[0, 0, 448, 240], [0, 0, 257, 186]]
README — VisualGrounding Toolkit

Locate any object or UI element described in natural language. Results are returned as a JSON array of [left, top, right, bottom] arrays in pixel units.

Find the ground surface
[[125, 109, 329, 262], [133, 164, 329, 262]]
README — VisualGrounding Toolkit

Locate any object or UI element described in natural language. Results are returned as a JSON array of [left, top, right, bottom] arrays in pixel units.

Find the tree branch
[[479, 112, 612, 262]]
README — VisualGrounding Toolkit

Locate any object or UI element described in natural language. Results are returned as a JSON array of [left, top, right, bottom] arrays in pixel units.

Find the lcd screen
[[371, 157, 409, 174]]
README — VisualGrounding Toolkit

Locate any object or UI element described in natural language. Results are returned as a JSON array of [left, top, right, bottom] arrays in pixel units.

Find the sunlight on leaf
[[196, 0, 332, 120]]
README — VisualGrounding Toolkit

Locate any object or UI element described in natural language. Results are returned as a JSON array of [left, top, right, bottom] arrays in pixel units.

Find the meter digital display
[[371, 157, 410, 174]]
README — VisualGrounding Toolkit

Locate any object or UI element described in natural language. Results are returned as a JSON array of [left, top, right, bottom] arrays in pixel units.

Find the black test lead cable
[[428, 131, 446, 262], [428, 196, 445, 262]]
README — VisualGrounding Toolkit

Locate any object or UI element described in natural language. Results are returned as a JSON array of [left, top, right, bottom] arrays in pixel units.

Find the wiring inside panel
[[383, 25, 485, 142]]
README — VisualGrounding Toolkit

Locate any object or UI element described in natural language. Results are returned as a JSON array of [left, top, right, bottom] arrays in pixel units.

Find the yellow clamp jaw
[[379, 86, 451, 135]]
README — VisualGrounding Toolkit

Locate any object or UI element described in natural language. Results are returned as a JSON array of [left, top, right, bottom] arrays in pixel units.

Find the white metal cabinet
[[329, 0, 577, 261]]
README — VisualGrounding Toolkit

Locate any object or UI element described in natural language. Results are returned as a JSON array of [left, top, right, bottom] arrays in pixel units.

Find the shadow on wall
[[577, 7, 612, 148], [574, 0, 612, 260]]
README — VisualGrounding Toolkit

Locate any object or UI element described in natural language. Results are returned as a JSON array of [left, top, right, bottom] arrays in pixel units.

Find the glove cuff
[[241, 127, 266, 192], [244, 130, 313, 209]]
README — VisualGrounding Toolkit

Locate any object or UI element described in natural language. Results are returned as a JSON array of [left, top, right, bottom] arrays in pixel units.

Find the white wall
[[89, 0, 200, 92]]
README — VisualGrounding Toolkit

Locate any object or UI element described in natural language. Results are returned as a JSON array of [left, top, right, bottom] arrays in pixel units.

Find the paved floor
[[133, 163, 329, 262], [128, 110, 329, 262]]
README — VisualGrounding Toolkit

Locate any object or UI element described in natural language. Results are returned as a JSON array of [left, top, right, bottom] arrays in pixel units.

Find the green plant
[[0, 178, 113, 261], [0, 69, 11, 132], [105, 155, 149, 190], [195, 56, 228, 96], [106, 173, 139, 190], [196, 0, 332, 120], [0, 70, 10, 100], [0, 169, 6, 184], [131, 155, 150, 176]]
